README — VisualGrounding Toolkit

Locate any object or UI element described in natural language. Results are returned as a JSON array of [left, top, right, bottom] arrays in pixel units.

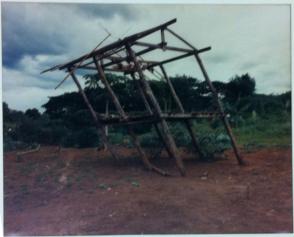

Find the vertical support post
[[105, 99, 109, 137], [94, 57, 168, 175], [166, 27, 244, 165], [102, 99, 109, 151], [131, 73, 175, 160], [159, 65, 184, 112], [126, 44, 186, 176], [159, 65, 204, 159], [69, 70, 119, 160], [194, 54, 245, 165], [130, 73, 153, 114], [161, 29, 166, 50]]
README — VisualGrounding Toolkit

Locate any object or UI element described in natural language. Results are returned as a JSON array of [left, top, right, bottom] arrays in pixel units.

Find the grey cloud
[[205, 52, 233, 64], [2, 3, 70, 68], [239, 61, 261, 71], [75, 4, 137, 20], [2, 3, 135, 69]]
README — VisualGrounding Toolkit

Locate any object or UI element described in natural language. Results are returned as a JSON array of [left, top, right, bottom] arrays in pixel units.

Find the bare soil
[[4, 146, 293, 235]]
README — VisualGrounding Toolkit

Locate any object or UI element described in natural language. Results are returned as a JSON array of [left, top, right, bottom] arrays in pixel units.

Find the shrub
[[108, 132, 132, 146], [139, 131, 160, 147], [169, 122, 191, 147], [198, 132, 231, 159], [76, 127, 100, 148]]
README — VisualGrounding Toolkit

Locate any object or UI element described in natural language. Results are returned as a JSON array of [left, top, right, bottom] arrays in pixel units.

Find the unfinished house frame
[[43, 18, 245, 176]]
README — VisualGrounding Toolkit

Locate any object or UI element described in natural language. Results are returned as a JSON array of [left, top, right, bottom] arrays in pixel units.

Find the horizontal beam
[[76, 65, 136, 73], [78, 57, 157, 73], [100, 112, 220, 126], [101, 45, 158, 68], [105, 56, 157, 65], [134, 41, 193, 53], [145, 46, 211, 69]]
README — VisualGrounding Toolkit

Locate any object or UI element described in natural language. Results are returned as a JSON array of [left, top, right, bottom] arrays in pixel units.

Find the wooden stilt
[[159, 65, 204, 159], [193, 54, 245, 165], [165, 27, 244, 165], [126, 44, 186, 176], [69, 70, 120, 161], [103, 99, 109, 151], [131, 73, 176, 160], [94, 57, 169, 175], [131, 73, 153, 114]]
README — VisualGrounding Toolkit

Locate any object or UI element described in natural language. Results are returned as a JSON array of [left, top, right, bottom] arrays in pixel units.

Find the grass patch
[[234, 116, 291, 147]]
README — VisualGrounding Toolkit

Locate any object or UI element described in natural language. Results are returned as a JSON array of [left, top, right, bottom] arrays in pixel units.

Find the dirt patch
[[4, 146, 293, 235]]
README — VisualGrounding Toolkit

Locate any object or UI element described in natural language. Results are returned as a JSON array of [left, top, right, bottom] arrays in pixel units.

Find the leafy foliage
[[3, 72, 291, 154]]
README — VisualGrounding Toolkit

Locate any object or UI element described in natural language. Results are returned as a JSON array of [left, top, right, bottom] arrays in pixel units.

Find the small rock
[[252, 170, 259, 175], [109, 212, 115, 218], [59, 175, 67, 184], [200, 172, 208, 180], [131, 181, 140, 187]]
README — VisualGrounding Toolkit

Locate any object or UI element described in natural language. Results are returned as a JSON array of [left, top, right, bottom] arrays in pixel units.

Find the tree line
[[3, 73, 291, 151]]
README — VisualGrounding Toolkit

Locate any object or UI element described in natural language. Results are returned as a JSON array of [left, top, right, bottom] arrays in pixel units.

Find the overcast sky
[[2, 3, 291, 111]]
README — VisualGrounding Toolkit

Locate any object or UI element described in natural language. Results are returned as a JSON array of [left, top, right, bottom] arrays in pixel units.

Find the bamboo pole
[[131, 74, 153, 114], [131, 73, 174, 160], [126, 44, 186, 176], [94, 57, 169, 176], [159, 65, 204, 159], [69, 70, 120, 160], [193, 54, 245, 165], [100, 99, 109, 151], [165, 28, 244, 165]]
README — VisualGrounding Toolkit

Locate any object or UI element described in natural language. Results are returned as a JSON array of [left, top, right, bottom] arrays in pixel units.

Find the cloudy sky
[[2, 3, 291, 111]]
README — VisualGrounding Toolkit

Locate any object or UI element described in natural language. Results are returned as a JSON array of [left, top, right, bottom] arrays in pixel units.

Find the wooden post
[[130, 73, 153, 114], [93, 57, 168, 176], [161, 29, 166, 51], [193, 54, 245, 165], [159, 65, 204, 159], [101, 99, 109, 151], [126, 44, 186, 176], [165, 27, 244, 165], [131, 73, 175, 160], [105, 99, 109, 137], [69, 70, 120, 160], [159, 65, 184, 111]]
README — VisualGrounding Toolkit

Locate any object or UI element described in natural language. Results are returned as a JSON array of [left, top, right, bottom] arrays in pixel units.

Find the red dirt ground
[[4, 146, 293, 235]]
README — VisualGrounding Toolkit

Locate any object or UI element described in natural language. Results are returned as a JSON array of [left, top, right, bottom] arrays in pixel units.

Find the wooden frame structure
[[43, 18, 245, 176]]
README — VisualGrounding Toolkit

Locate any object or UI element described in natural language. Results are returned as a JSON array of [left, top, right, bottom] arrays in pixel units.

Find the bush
[[108, 132, 131, 146], [4, 138, 27, 152], [61, 127, 100, 148], [169, 123, 191, 147], [62, 132, 77, 148], [76, 127, 100, 148], [198, 132, 231, 159], [139, 131, 160, 148]]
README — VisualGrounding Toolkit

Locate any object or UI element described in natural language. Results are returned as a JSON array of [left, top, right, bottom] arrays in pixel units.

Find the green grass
[[234, 117, 291, 147], [114, 113, 291, 151], [190, 114, 291, 150]]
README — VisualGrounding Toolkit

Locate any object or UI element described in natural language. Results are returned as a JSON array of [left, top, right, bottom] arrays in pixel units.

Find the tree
[[25, 108, 41, 120], [226, 73, 256, 102]]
